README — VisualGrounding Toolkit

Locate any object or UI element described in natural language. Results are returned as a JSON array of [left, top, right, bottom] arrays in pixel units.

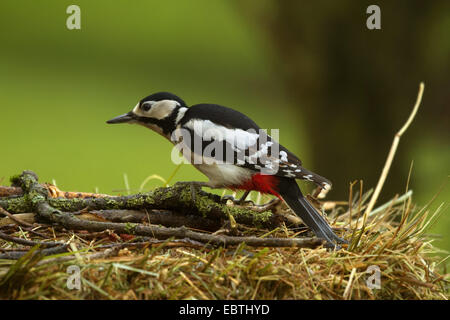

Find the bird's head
[[107, 92, 187, 137]]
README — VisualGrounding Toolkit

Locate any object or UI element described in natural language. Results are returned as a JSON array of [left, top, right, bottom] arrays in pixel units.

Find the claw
[[221, 192, 254, 206], [220, 194, 234, 204]]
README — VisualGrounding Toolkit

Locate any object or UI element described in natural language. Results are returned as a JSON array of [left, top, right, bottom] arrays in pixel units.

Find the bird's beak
[[106, 112, 135, 124]]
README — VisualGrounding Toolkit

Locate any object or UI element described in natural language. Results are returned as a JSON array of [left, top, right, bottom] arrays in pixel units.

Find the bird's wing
[[240, 132, 332, 189], [175, 116, 331, 189]]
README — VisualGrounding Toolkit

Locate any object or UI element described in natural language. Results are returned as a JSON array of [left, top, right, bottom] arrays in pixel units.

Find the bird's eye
[[141, 103, 151, 112]]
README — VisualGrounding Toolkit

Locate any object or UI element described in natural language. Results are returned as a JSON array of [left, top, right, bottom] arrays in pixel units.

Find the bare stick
[[41, 211, 324, 249], [0, 230, 65, 248], [0, 184, 110, 199], [45, 184, 110, 199], [36, 247, 120, 266], [0, 244, 68, 260], [0, 186, 22, 197], [79, 209, 223, 231], [364, 82, 424, 218], [0, 206, 34, 228]]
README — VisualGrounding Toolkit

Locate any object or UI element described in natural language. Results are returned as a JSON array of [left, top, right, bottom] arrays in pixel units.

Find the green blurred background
[[0, 1, 448, 252]]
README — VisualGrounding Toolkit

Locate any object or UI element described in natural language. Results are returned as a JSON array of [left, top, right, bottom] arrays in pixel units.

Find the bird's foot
[[221, 194, 254, 206], [253, 198, 282, 212], [222, 195, 282, 213], [221, 190, 252, 206]]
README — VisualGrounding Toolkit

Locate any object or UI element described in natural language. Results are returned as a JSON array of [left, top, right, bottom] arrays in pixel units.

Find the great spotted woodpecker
[[107, 92, 346, 246]]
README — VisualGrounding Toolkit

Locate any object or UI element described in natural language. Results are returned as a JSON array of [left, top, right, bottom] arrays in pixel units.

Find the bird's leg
[[252, 197, 282, 212], [221, 190, 254, 205]]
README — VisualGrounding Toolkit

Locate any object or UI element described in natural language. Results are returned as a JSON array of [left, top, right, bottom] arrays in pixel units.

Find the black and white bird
[[107, 92, 346, 246]]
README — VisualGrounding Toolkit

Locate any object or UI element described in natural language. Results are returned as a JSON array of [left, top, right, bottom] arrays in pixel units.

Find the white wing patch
[[184, 119, 259, 150]]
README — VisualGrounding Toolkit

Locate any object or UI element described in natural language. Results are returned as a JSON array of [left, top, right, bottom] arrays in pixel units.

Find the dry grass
[[0, 184, 448, 300]]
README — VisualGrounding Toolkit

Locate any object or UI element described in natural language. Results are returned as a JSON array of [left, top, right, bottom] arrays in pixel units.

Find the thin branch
[[96, 238, 206, 250], [364, 82, 424, 218], [0, 245, 68, 260], [0, 209, 224, 232], [36, 247, 120, 266], [0, 206, 34, 228], [40, 209, 324, 249], [0, 213, 35, 227], [0, 230, 65, 248], [0, 184, 110, 199], [78, 209, 223, 231], [0, 186, 22, 197]]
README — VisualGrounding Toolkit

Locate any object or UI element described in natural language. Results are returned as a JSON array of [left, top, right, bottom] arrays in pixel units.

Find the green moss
[[194, 195, 216, 214], [49, 198, 84, 212], [152, 187, 174, 201], [178, 188, 191, 204], [104, 198, 121, 209], [124, 222, 137, 234], [126, 196, 145, 207], [30, 194, 46, 206], [9, 174, 21, 186], [18, 171, 40, 192], [170, 183, 272, 225], [144, 196, 155, 205], [3, 198, 30, 213], [227, 206, 273, 227]]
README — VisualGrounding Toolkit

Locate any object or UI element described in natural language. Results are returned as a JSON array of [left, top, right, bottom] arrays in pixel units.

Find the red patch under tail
[[230, 174, 281, 199]]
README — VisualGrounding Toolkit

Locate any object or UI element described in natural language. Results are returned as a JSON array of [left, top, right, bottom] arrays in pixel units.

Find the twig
[[364, 82, 424, 218], [41, 211, 324, 249], [36, 247, 120, 266], [343, 267, 357, 299], [0, 230, 65, 248], [0, 213, 35, 227], [79, 209, 223, 231], [0, 186, 22, 197], [0, 247, 30, 252], [0, 184, 110, 199], [0, 209, 224, 232], [0, 206, 34, 228], [0, 244, 68, 260], [96, 238, 206, 250]]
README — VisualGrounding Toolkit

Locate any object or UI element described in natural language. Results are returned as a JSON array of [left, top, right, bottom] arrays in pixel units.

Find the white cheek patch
[[148, 100, 178, 120], [132, 100, 179, 120]]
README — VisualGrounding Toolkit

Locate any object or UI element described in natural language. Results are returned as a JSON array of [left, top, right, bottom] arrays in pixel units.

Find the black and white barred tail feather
[[277, 177, 346, 246], [290, 166, 332, 190]]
